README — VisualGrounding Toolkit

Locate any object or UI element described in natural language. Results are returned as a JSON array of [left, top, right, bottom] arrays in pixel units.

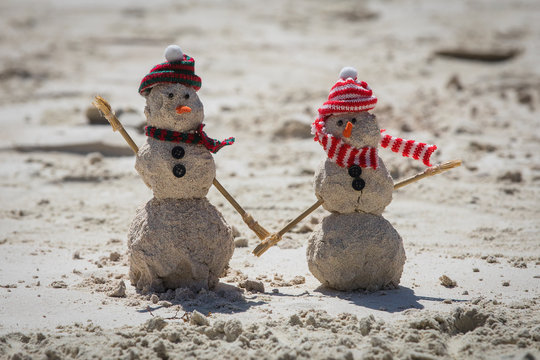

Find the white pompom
[[164, 45, 184, 62], [339, 67, 358, 80]]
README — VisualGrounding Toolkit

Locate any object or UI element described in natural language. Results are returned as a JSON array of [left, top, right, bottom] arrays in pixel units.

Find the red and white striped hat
[[318, 67, 377, 116]]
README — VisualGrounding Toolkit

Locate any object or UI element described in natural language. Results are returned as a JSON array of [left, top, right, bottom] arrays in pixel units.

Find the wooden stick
[[92, 95, 270, 240], [252, 159, 462, 257], [252, 199, 324, 256], [212, 178, 270, 240], [393, 159, 462, 190], [93, 95, 139, 153]]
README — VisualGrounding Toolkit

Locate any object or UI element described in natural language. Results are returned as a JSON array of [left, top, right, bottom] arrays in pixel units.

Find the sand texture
[[143, 83, 205, 133], [314, 157, 394, 215], [136, 139, 215, 199], [324, 112, 381, 149], [1, 0, 539, 358], [307, 213, 406, 291], [128, 197, 234, 293]]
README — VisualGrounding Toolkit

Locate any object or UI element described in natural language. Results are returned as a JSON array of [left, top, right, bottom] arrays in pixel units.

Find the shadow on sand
[[137, 282, 266, 316], [314, 285, 467, 313]]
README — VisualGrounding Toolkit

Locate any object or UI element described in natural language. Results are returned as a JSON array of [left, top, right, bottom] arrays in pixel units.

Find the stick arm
[[212, 178, 270, 240]]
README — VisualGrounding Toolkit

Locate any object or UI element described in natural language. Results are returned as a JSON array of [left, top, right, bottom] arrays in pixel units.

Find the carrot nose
[[175, 106, 192, 114], [343, 121, 353, 138]]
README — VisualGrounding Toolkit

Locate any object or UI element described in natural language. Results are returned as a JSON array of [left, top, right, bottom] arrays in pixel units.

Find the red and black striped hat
[[139, 45, 202, 95]]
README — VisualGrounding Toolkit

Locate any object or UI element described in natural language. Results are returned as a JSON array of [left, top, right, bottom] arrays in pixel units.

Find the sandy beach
[[0, 0, 539, 358]]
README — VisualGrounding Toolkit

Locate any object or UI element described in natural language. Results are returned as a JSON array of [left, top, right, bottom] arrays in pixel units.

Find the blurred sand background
[[0, 0, 539, 358]]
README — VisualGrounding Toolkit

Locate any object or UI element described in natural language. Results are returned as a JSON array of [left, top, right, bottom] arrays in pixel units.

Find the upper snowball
[[164, 45, 184, 62], [339, 67, 358, 80]]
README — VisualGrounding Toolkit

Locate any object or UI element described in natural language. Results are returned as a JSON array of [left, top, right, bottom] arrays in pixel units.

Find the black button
[[348, 165, 362, 178], [171, 146, 185, 159], [352, 178, 365, 191], [172, 164, 186, 178]]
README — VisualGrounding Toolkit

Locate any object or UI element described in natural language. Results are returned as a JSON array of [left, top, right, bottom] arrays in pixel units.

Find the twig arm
[[393, 159, 462, 190], [212, 178, 246, 217], [92, 95, 139, 154], [119, 129, 139, 154], [276, 199, 324, 238], [212, 178, 271, 240], [252, 199, 323, 256]]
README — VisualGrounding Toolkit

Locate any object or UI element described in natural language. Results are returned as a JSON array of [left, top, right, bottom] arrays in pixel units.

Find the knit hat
[[138, 45, 202, 95], [318, 67, 377, 116]]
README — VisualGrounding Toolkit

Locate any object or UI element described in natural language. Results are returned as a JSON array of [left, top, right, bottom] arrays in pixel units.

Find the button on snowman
[[128, 46, 235, 293], [307, 67, 437, 291]]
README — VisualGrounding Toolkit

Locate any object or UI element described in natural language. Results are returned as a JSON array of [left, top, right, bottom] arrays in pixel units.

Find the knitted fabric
[[380, 130, 437, 167], [314, 125, 379, 169], [318, 77, 377, 116], [312, 117, 437, 169], [145, 124, 234, 154], [139, 54, 201, 94]]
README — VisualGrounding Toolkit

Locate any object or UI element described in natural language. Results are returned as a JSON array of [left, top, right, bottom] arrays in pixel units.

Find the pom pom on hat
[[339, 66, 358, 80], [139, 45, 201, 94], [164, 45, 184, 62]]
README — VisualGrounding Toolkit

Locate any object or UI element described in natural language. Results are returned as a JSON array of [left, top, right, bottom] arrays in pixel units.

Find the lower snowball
[[128, 197, 234, 293], [307, 212, 406, 291]]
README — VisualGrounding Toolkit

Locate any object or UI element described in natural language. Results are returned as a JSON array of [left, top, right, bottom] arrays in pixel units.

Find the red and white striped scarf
[[313, 122, 437, 169], [380, 130, 437, 167], [317, 132, 380, 169]]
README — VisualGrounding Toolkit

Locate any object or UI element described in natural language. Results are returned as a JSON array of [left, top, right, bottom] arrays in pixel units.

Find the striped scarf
[[145, 124, 234, 154], [317, 132, 380, 169], [313, 122, 437, 169], [380, 130, 437, 167]]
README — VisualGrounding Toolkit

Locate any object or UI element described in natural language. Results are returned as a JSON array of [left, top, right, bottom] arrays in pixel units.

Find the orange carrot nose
[[343, 121, 353, 138], [175, 106, 192, 114]]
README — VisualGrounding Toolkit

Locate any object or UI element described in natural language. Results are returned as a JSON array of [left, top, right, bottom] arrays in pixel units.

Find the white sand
[[307, 212, 405, 291], [0, 0, 539, 359]]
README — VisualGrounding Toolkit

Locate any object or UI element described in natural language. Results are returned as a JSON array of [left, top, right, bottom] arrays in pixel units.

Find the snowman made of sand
[[128, 45, 235, 293], [307, 67, 437, 291]]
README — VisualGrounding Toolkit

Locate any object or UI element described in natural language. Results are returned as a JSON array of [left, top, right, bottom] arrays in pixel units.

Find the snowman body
[[128, 78, 234, 293], [314, 156, 393, 215], [136, 138, 215, 199], [307, 108, 406, 291]]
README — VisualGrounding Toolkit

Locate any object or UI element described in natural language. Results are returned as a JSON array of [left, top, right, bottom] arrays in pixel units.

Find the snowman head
[[312, 67, 380, 148], [143, 82, 204, 132], [324, 112, 380, 148], [139, 45, 204, 131]]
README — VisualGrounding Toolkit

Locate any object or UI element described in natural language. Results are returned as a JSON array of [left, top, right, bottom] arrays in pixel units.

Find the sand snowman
[[127, 45, 235, 293], [306, 67, 437, 291]]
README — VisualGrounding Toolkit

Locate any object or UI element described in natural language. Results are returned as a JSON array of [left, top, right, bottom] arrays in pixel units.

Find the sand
[[307, 213, 405, 291], [128, 197, 234, 293], [314, 158, 394, 215], [136, 138, 216, 199], [1, 0, 539, 359]]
